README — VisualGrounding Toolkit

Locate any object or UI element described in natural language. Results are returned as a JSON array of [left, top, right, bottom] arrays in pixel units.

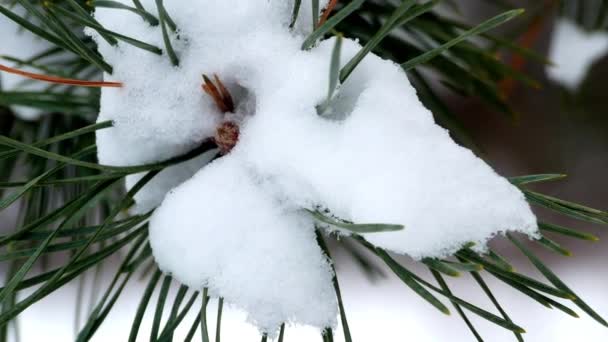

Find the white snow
[[91, 0, 326, 167], [0, 4, 56, 120], [547, 18, 608, 90], [89, 0, 537, 334], [149, 157, 337, 334]]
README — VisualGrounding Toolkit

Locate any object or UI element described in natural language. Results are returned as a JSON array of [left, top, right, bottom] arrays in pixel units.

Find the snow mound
[[149, 157, 337, 333], [90, 0, 537, 334], [547, 19, 608, 90]]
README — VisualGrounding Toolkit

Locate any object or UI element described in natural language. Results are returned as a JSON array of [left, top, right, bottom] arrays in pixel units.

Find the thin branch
[[318, 0, 339, 27], [0, 63, 122, 88]]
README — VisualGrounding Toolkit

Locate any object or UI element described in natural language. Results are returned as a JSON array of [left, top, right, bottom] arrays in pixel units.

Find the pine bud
[[215, 121, 240, 154]]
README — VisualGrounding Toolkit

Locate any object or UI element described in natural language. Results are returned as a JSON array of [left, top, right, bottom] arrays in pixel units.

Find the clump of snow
[[0, 4, 56, 120], [150, 157, 337, 332], [237, 38, 537, 259], [547, 18, 608, 90], [89, 0, 537, 334], [91, 0, 325, 167]]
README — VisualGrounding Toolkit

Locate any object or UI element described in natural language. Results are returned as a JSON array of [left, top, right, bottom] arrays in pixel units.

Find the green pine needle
[[340, 0, 421, 82], [157, 291, 199, 341], [423, 259, 462, 277], [90, 0, 159, 26], [466, 268, 523, 342], [215, 297, 224, 342], [401, 9, 525, 71], [150, 275, 172, 341], [201, 288, 210, 342], [431, 270, 484, 342], [290, 0, 303, 29], [539, 222, 599, 242], [508, 234, 608, 327], [308, 209, 404, 233], [129, 269, 162, 342], [316, 231, 353, 342], [317, 34, 343, 115], [49, 3, 162, 55], [509, 174, 567, 185], [155, 0, 180, 66], [536, 236, 573, 257]]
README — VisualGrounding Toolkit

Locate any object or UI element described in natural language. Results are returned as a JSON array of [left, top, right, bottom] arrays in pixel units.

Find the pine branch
[[0, 1, 606, 340]]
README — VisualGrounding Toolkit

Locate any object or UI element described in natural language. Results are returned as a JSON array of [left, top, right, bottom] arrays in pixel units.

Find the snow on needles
[[547, 18, 608, 90], [89, 0, 537, 335]]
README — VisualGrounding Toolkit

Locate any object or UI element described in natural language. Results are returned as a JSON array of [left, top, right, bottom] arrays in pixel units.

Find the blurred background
[[1, 0, 607, 341]]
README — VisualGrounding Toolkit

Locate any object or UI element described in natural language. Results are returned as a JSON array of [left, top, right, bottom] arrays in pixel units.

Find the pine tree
[[0, 0, 607, 341]]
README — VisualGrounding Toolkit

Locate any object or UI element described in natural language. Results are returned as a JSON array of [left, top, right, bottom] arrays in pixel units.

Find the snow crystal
[[547, 19, 608, 90], [90, 0, 537, 334], [0, 4, 56, 120]]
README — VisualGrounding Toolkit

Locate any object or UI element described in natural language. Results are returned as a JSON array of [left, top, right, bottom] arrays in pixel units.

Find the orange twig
[[0, 63, 122, 88], [318, 0, 339, 28], [500, 0, 556, 98]]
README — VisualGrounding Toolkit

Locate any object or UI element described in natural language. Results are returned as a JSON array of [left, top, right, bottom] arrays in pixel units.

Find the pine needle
[[0, 63, 122, 87]]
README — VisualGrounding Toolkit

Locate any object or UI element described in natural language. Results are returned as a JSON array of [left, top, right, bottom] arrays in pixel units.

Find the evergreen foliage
[[0, 0, 606, 340]]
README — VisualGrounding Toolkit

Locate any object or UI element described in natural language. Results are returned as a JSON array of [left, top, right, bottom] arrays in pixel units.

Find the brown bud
[[215, 121, 240, 154]]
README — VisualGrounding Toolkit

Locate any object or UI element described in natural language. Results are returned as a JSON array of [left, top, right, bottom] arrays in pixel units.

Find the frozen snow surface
[[0, 4, 56, 120], [547, 18, 608, 90], [90, 0, 537, 334]]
